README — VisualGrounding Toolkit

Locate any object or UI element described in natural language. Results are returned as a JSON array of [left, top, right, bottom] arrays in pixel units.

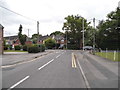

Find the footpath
[[1, 50, 55, 67]]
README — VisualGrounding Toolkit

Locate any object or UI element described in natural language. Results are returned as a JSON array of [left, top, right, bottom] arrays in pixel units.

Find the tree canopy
[[50, 31, 64, 36], [62, 15, 90, 49], [96, 7, 120, 50], [18, 24, 27, 45]]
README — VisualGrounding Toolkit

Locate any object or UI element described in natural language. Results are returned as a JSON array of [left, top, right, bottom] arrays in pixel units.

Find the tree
[[44, 38, 56, 49], [31, 34, 42, 44], [18, 24, 27, 45], [96, 7, 120, 50], [62, 15, 90, 49], [50, 31, 64, 36]]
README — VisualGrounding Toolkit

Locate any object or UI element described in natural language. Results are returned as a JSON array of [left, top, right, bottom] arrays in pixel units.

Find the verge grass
[[95, 52, 120, 61]]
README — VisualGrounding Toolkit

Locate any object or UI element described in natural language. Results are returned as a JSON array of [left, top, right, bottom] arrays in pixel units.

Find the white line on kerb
[[38, 59, 54, 70], [8, 76, 30, 90], [77, 60, 90, 89]]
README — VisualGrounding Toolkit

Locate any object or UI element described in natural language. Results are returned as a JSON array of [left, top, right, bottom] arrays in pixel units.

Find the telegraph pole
[[66, 31, 67, 49], [37, 21, 39, 43], [27, 29, 29, 41], [93, 18, 95, 50], [82, 18, 84, 51], [28, 29, 29, 37]]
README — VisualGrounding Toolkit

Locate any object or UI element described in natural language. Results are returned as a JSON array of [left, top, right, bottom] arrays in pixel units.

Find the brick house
[[37, 35, 66, 48], [4, 35, 32, 47]]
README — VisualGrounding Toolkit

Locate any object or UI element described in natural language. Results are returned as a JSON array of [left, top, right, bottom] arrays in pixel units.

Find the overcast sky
[[0, 0, 119, 37]]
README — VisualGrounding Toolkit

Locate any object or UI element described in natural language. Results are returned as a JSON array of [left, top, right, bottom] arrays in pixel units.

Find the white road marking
[[77, 59, 90, 88], [38, 59, 54, 70], [8, 76, 30, 90], [56, 54, 61, 58]]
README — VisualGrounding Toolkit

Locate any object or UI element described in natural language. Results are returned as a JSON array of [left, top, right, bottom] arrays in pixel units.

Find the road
[[2, 50, 119, 89]]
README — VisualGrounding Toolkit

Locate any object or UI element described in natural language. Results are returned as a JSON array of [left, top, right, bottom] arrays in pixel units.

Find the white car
[[83, 46, 93, 50]]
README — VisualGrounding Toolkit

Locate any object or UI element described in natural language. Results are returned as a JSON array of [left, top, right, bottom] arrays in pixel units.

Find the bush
[[4, 45, 8, 50], [39, 44, 45, 52], [28, 46, 39, 53], [15, 45, 21, 50], [9, 45, 12, 50], [23, 45, 28, 51], [44, 38, 56, 49]]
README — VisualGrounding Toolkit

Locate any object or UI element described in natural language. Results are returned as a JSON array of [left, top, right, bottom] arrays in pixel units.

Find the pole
[[66, 31, 67, 49], [28, 29, 29, 37], [93, 18, 95, 50], [82, 18, 84, 51], [37, 21, 39, 43]]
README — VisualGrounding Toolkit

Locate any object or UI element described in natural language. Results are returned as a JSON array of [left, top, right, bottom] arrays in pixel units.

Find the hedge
[[15, 45, 21, 50], [28, 46, 39, 53]]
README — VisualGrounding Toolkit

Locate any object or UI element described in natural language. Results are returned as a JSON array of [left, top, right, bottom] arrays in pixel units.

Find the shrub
[[28, 46, 39, 53], [9, 45, 12, 50], [39, 44, 45, 52], [4, 45, 8, 50], [23, 45, 28, 51], [44, 38, 56, 49], [15, 45, 21, 50]]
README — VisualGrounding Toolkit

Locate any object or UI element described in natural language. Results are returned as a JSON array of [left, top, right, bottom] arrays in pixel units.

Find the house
[[52, 35, 66, 48], [37, 35, 51, 44], [37, 35, 66, 48], [4, 35, 20, 46], [4, 35, 32, 47]]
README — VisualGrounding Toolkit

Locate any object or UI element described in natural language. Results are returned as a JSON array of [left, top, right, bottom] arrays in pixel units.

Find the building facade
[[0, 24, 4, 54]]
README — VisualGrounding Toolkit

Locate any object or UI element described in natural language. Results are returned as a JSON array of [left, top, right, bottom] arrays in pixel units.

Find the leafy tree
[[44, 38, 56, 49], [31, 34, 42, 44], [62, 15, 90, 49], [18, 24, 27, 45], [50, 31, 64, 36], [96, 7, 120, 50]]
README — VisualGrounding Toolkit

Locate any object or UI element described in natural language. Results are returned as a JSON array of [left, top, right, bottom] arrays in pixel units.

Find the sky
[[0, 0, 120, 37]]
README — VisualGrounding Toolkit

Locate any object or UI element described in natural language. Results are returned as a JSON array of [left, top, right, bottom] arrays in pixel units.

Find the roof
[[4, 35, 18, 40], [53, 35, 64, 40], [39, 35, 51, 41]]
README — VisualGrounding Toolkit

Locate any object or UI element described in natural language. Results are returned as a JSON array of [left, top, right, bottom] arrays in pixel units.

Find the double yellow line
[[72, 53, 77, 68]]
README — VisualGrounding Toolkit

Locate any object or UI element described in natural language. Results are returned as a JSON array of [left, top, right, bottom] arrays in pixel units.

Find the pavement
[[2, 50, 55, 66], [2, 50, 119, 89], [75, 51, 119, 88]]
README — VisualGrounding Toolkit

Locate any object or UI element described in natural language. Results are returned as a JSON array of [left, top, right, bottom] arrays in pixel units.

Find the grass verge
[[95, 52, 120, 61]]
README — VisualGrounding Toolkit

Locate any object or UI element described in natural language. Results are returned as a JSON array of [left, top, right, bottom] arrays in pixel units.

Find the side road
[[2, 50, 56, 67]]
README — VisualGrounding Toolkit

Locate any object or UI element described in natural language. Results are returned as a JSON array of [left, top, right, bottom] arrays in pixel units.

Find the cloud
[[1, 0, 119, 37]]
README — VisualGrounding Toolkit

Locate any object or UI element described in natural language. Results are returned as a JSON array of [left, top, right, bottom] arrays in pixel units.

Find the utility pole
[[82, 18, 84, 51], [27, 29, 29, 41], [28, 29, 29, 37], [37, 21, 39, 43], [118, 1, 120, 9], [66, 31, 67, 49], [93, 18, 95, 50]]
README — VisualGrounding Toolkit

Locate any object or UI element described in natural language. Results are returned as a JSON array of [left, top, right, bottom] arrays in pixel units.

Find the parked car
[[83, 46, 93, 50]]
